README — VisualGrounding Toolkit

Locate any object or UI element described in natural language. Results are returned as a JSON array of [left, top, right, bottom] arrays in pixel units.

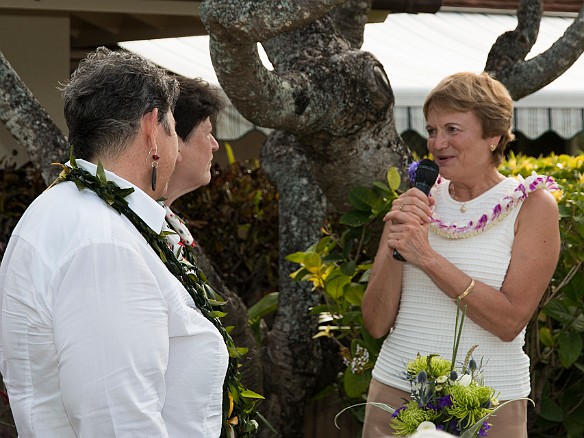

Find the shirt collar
[[68, 159, 167, 234]]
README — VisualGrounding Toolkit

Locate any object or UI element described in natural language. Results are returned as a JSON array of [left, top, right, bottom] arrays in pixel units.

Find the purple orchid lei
[[429, 172, 559, 239]]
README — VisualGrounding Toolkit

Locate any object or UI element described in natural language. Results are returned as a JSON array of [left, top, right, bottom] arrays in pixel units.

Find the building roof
[[443, 0, 582, 14], [120, 11, 584, 140]]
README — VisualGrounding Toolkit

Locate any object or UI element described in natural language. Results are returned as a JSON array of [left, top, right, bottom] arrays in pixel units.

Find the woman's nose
[[433, 131, 449, 149], [211, 135, 219, 151]]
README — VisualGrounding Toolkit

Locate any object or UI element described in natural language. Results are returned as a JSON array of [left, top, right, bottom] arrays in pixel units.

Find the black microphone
[[393, 158, 440, 262]]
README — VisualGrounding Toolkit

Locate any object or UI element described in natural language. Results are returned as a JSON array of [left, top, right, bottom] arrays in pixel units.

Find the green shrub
[[500, 153, 584, 438], [172, 159, 280, 307]]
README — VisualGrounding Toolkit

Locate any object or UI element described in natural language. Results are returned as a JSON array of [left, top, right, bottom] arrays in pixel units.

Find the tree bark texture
[[0, 51, 68, 185], [260, 131, 328, 437]]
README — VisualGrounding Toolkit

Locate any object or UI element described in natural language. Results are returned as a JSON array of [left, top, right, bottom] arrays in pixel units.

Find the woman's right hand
[[385, 188, 434, 225]]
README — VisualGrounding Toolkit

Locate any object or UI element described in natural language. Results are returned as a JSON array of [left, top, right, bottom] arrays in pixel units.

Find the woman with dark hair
[[0, 49, 230, 437], [161, 76, 224, 259]]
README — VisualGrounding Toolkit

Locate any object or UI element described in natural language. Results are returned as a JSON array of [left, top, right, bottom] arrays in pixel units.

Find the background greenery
[[0, 153, 582, 437]]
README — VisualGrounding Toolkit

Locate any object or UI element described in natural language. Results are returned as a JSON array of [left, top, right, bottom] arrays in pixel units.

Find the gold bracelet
[[455, 278, 475, 301]]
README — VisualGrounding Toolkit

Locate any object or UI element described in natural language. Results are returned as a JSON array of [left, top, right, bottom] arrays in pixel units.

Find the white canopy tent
[[120, 11, 584, 141]]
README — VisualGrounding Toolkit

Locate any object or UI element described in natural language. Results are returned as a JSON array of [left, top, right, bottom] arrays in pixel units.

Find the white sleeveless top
[[373, 177, 532, 399]]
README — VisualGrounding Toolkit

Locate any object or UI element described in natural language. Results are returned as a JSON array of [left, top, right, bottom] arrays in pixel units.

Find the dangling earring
[[489, 144, 497, 152], [146, 147, 160, 191]]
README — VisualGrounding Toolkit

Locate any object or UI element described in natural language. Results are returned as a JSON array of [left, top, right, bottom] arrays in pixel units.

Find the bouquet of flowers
[[335, 302, 530, 437]]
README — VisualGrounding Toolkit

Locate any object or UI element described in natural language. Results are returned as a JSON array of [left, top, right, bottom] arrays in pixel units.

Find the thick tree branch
[[206, 16, 391, 140], [0, 50, 68, 185], [488, 4, 584, 99], [200, 0, 345, 40], [207, 35, 319, 132], [330, 0, 372, 48], [485, 0, 543, 72]]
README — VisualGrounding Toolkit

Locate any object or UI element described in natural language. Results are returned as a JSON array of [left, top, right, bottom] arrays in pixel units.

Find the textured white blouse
[[0, 160, 228, 437], [373, 177, 532, 400]]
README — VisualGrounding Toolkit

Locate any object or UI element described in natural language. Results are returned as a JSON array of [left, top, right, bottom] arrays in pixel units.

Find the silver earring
[[489, 144, 497, 152]]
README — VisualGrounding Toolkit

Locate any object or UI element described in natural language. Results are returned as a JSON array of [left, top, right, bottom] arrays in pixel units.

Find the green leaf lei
[[52, 153, 262, 437]]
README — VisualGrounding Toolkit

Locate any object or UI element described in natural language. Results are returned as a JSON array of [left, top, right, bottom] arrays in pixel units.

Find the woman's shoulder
[[519, 181, 558, 214]]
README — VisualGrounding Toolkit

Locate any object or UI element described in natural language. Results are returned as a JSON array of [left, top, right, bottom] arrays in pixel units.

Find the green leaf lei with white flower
[[52, 153, 262, 438]]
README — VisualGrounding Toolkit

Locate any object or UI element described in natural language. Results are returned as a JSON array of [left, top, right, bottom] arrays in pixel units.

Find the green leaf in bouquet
[[314, 236, 335, 254], [285, 251, 308, 264], [460, 398, 534, 438], [335, 402, 395, 429], [372, 180, 392, 194], [339, 311, 362, 327], [303, 251, 322, 269], [240, 389, 265, 399], [308, 304, 330, 315]]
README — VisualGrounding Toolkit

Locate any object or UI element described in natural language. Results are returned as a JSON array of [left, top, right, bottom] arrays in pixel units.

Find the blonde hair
[[423, 72, 515, 166]]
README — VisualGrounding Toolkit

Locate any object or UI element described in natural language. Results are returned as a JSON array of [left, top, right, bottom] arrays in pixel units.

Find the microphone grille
[[414, 159, 439, 194]]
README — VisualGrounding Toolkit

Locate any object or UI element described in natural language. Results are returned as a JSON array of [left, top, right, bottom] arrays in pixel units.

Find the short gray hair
[[62, 47, 180, 161]]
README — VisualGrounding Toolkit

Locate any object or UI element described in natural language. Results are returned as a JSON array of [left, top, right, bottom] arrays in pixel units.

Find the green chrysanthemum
[[407, 354, 452, 379], [391, 401, 439, 436], [445, 383, 494, 428]]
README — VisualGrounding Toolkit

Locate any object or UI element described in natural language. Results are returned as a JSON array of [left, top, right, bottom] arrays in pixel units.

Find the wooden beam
[[0, 0, 200, 17], [132, 13, 170, 30], [75, 13, 124, 36], [71, 16, 206, 47]]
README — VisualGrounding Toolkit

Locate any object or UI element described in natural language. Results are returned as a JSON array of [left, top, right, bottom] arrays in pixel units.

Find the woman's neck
[[448, 172, 505, 202]]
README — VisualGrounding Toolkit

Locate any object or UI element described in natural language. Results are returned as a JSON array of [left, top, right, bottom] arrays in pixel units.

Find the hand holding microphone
[[393, 159, 439, 262]]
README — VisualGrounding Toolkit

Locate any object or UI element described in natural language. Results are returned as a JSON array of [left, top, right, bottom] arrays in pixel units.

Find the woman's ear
[[176, 138, 185, 163], [142, 108, 159, 146], [489, 134, 502, 147]]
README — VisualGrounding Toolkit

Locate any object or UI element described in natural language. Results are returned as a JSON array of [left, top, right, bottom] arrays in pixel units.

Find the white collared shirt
[[0, 160, 228, 437]]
